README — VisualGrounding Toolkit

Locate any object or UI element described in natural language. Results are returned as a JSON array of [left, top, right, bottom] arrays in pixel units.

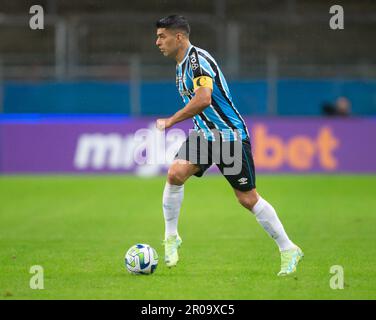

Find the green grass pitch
[[0, 174, 375, 300]]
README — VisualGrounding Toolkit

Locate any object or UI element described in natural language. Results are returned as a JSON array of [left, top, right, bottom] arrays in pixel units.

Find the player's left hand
[[156, 118, 173, 131]]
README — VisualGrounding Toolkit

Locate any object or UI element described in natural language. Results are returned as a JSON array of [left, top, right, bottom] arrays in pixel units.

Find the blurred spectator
[[322, 96, 352, 116]]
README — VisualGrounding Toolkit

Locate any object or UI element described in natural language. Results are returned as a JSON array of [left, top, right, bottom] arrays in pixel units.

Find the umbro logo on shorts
[[238, 177, 248, 185]]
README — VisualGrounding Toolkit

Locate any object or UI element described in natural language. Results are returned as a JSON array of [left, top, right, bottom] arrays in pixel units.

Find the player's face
[[156, 28, 180, 58]]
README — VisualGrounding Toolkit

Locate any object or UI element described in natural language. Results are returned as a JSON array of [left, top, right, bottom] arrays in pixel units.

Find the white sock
[[163, 182, 184, 239], [251, 197, 295, 251]]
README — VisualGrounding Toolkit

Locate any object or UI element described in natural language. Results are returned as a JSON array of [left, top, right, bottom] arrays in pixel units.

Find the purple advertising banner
[[0, 117, 375, 174]]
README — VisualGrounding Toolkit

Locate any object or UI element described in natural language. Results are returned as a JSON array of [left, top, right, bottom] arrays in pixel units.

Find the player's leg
[[234, 188, 304, 276], [163, 131, 212, 267], [163, 159, 200, 238], [163, 159, 200, 267], [163, 131, 210, 239], [218, 137, 303, 275], [234, 188, 296, 252]]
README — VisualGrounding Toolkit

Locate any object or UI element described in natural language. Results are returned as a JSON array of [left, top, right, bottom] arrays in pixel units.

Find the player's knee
[[167, 166, 187, 185]]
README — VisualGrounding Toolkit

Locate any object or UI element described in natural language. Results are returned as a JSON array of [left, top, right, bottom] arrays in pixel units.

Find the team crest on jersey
[[176, 75, 187, 83], [176, 75, 182, 88], [190, 52, 199, 71]]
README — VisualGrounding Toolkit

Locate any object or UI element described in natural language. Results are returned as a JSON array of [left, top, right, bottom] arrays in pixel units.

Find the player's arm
[[157, 48, 216, 130], [166, 86, 212, 126], [156, 77, 213, 130]]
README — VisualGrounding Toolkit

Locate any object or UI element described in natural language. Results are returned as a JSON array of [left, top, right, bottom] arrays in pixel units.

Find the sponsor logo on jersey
[[190, 53, 199, 71], [180, 89, 192, 97]]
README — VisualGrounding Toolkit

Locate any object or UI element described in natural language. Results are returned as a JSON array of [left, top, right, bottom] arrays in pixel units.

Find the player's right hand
[[156, 118, 173, 131]]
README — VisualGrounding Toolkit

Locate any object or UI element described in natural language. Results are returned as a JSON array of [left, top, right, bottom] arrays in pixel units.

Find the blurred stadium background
[[1, 0, 376, 300], [0, 0, 375, 175]]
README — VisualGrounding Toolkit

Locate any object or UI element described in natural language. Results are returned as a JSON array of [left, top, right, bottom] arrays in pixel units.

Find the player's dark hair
[[155, 15, 190, 36]]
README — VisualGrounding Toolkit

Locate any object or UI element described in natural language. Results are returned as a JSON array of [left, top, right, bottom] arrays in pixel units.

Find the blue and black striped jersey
[[176, 45, 249, 141]]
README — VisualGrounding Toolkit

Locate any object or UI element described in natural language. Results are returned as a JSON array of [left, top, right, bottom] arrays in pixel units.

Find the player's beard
[[164, 49, 176, 60]]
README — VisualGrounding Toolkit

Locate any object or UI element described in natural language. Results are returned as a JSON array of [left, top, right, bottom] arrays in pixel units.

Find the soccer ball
[[125, 244, 158, 275]]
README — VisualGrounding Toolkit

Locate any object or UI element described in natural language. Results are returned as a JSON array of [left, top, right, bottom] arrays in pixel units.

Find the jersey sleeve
[[189, 48, 216, 92]]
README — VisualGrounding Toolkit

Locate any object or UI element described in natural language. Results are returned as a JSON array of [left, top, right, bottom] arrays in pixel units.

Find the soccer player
[[155, 15, 303, 276]]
